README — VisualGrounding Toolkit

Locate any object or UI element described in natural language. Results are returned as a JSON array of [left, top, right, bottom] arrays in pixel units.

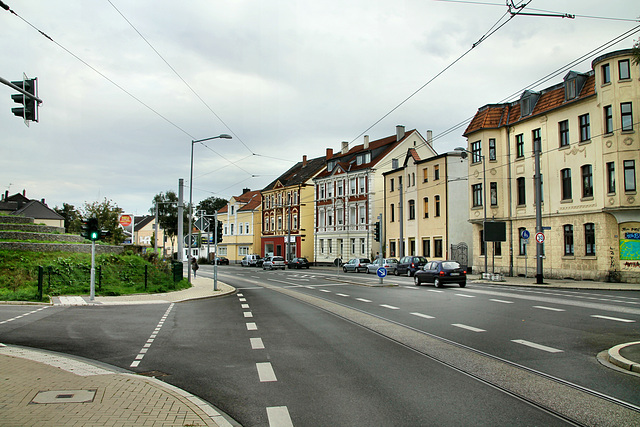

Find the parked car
[[214, 256, 229, 265], [414, 260, 467, 288], [241, 254, 262, 267], [395, 256, 428, 277], [366, 258, 398, 274], [262, 256, 286, 270], [342, 258, 371, 273], [288, 257, 310, 269]]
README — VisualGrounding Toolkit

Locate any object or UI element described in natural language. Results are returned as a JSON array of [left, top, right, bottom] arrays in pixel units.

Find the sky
[[2, 0, 638, 215]]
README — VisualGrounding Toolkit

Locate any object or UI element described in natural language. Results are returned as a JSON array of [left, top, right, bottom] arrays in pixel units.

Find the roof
[[262, 155, 326, 192], [13, 200, 64, 220], [464, 72, 596, 136], [134, 215, 155, 231]]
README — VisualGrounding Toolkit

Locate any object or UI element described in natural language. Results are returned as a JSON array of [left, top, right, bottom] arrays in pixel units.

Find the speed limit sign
[[535, 232, 545, 244]]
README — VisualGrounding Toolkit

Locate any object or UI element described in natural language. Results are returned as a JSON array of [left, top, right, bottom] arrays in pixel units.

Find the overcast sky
[[2, 1, 637, 215]]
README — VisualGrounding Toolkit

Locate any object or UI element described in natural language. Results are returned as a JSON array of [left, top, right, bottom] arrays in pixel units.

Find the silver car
[[366, 258, 399, 274], [262, 256, 286, 270]]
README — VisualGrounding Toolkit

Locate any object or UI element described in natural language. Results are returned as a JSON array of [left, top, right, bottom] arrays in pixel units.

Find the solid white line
[[250, 338, 265, 350], [591, 314, 635, 323], [512, 339, 563, 353], [533, 306, 565, 312], [266, 406, 294, 427], [452, 323, 485, 332], [380, 304, 399, 310], [256, 362, 277, 382], [246, 322, 258, 330], [490, 299, 514, 304], [411, 312, 435, 319], [356, 298, 372, 303]]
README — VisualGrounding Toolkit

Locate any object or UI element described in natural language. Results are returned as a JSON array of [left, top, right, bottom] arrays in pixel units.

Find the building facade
[[261, 155, 325, 260], [313, 125, 437, 264], [463, 49, 639, 282], [217, 189, 262, 263], [384, 149, 472, 266]]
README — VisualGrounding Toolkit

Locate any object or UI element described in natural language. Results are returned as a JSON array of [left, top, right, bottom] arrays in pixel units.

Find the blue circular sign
[[376, 267, 387, 278], [521, 230, 530, 240]]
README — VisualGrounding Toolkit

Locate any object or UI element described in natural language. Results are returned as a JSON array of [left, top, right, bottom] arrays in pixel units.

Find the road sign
[[376, 267, 387, 278], [119, 214, 132, 227], [184, 235, 198, 247], [194, 217, 210, 232], [535, 232, 545, 244], [521, 230, 530, 240]]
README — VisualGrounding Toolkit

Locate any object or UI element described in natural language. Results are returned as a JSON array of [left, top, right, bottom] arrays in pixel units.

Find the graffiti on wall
[[620, 222, 640, 269]]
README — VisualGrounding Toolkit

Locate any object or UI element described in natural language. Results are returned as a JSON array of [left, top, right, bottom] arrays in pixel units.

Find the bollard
[[144, 265, 148, 290], [37, 266, 44, 301]]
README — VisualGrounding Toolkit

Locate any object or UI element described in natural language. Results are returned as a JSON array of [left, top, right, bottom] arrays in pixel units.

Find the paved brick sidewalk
[[0, 345, 235, 427]]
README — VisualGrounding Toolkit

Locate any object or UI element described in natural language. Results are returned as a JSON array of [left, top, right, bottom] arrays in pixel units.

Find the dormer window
[[519, 90, 540, 117], [563, 71, 588, 101], [356, 152, 371, 166], [327, 160, 336, 172], [566, 79, 577, 99]]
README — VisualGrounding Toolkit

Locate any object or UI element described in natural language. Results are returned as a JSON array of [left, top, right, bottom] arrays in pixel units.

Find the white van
[[241, 254, 262, 267]]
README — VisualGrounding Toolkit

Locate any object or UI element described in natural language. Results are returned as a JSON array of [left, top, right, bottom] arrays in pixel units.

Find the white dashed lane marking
[[130, 303, 174, 368], [512, 339, 564, 353], [256, 362, 277, 382], [490, 299, 514, 304], [591, 314, 635, 323], [246, 322, 258, 330], [380, 304, 399, 310], [452, 323, 485, 332], [267, 406, 294, 427], [411, 312, 434, 319], [0, 306, 49, 324], [251, 338, 265, 350], [534, 306, 565, 312], [355, 298, 372, 303]]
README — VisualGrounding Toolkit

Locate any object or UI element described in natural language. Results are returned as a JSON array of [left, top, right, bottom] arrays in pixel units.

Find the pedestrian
[[191, 257, 199, 277]]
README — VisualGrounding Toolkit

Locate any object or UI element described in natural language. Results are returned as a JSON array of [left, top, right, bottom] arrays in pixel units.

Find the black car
[[414, 260, 467, 288], [214, 256, 229, 265], [395, 256, 428, 277], [287, 257, 310, 269]]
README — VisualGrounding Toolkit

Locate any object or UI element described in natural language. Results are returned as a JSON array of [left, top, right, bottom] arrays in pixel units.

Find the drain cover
[[31, 389, 96, 404]]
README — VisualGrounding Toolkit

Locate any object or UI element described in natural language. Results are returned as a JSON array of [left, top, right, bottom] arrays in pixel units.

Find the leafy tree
[[197, 196, 227, 217], [54, 203, 82, 233], [82, 198, 125, 244], [150, 191, 189, 248]]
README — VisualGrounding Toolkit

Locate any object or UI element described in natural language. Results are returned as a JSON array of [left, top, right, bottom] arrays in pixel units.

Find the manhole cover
[[31, 389, 96, 404]]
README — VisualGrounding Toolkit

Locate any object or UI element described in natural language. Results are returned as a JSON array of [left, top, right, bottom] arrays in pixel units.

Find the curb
[[607, 342, 640, 374]]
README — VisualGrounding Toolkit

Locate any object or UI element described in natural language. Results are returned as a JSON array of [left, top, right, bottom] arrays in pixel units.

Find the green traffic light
[[90, 231, 99, 241]]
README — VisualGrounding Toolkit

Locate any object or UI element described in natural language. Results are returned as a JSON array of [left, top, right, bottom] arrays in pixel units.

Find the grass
[[0, 250, 190, 302]]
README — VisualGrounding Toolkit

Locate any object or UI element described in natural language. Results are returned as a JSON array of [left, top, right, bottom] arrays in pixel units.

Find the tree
[[82, 198, 125, 244], [54, 203, 82, 234], [197, 196, 227, 217], [633, 39, 640, 65], [150, 191, 186, 248]]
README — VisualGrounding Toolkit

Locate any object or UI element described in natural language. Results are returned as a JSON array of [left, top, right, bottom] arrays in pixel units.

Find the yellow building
[[217, 189, 262, 263], [463, 49, 639, 283]]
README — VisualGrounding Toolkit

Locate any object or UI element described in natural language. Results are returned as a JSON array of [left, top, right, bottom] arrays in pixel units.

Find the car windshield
[[273, 257, 284, 261], [442, 261, 461, 269], [414, 257, 428, 263], [386, 259, 397, 263]]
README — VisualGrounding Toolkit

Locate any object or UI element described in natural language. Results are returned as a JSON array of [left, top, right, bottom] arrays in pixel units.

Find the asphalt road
[[1, 265, 639, 426]]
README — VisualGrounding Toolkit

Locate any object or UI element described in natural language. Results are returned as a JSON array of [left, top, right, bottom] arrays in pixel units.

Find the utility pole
[[533, 131, 544, 284], [398, 179, 404, 258], [178, 179, 184, 262]]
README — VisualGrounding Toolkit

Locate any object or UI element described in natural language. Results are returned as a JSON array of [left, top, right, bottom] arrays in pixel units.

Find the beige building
[[463, 49, 639, 283], [217, 189, 262, 263], [383, 149, 472, 266]]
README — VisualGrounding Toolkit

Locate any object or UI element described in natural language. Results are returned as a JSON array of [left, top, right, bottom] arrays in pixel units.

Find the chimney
[[3, 190, 7, 201], [302, 155, 308, 166], [427, 130, 433, 146], [341, 141, 349, 154], [364, 135, 369, 149], [41, 198, 46, 206], [396, 125, 405, 141], [326, 148, 333, 159], [242, 188, 250, 194], [22, 189, 26, 197]]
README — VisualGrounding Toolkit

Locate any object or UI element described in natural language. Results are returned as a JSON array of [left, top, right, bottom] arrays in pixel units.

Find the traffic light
[[374, 221, 381, 242], [87, 218, 100, 241], [216, 220, 223, 243], [10, 77, 38, 123], [80, 220, 90, 239]]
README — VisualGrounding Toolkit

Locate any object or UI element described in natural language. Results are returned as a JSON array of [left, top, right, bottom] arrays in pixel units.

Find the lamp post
[[455, 147, 487, 276], [188, 134, 232, 283]]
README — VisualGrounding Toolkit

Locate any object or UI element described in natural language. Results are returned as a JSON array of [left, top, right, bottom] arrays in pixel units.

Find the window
[[390, 178, 395, 192], [564, 225, 574, 256], [471, 141, 482, 163], [581, 164, 593, 198], [390, 204, 395, 222], [493, 241, 502, 257], [516, 134, 524, 158], [319, 185, 325, 199], [336, 208, 343, 226], [337, 180, 343, 196], [489, 139, 496, 161], [621, 102, 633, 131], [624, 160, 636, 192], [423, 197, 429, 218], [327, 239, 332, 254], [389, 241, 396, 257], [422, 239, 430, 258], [360, 238, 366, 254], [359, 206, 366, 224], [434, 165, 440, 180], [604, 105, 613, 134], [517, 177, 526, 205], [532, 128, 541, 153], [490, 182, 498, 206], [579, 114, 590, 141], [327, 160, 336, 172], [602, 63, 611, 84], [359, 178, 365, 193], [566, 78, 577, 99], [585, 223, 595, 256], [239, 222, 243, 234], [327, 183, 333, 198], [434, 239, 443, 258], [350, 178, 356, 194], [561, 168, 572, 200], [607, 162, 615, 193], [559, 120, 569, 147], [435, 195, 441, 217], [619, 59, 630, 80], [518, 227, 527, 256], [277, 216, 282, 230], [472, 184, 483, 207], [230, 223, 235, 235], [423, 168, 428, 182], [351, 238, 356, 254], [320, 239, 324, 254], [327, 211, 332, 226], [408, 200, 415, 220]]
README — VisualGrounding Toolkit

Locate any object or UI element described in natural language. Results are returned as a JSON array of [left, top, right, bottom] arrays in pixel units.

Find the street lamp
[[188, 134, 232, 283], [455, 146, 487, 277]]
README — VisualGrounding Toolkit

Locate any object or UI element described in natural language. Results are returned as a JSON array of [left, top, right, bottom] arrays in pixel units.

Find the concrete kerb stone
[[607, 342, 640, 374]]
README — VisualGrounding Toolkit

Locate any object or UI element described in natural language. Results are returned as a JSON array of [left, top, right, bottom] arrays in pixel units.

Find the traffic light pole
[[90, 240, 96, 301]]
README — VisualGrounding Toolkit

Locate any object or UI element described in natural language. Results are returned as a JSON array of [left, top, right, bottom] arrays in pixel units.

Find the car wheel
[[414, 276, 420, 286], [343, 266, 348, 273], [394, 269, 399, 276], [407, 269, 412, 277], [263, 266, 266, 270], [434, 278, 441, 288], [459, 282, 466, 288]]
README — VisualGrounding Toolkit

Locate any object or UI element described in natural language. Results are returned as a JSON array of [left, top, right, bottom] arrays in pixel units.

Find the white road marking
[[237, 293, 243, 297], [130, 303, 174, 368], [246, 322, 258, 330], [336, 293, 350, 297], [411, 312, 435, 319], [0, 307, 49, 324], [320, 289, 331, 293], [239, 298, 247, 302], [256, 362, 277, 382], [380, 304, 399, 310], [455, 294, 475, 298], [512, 339, 563, 353], [452, 323, 485, 332], [591, 314, 636, 323], [250, 338, 265, 349], [427, 289, 444, 293], [355, 298, 372, 303], [490, 299, 514, 304], [534, 306, 565, 312], [244, 312, 253, 318], [266, 406, 294, 427], [241, 304, 250, 309]]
